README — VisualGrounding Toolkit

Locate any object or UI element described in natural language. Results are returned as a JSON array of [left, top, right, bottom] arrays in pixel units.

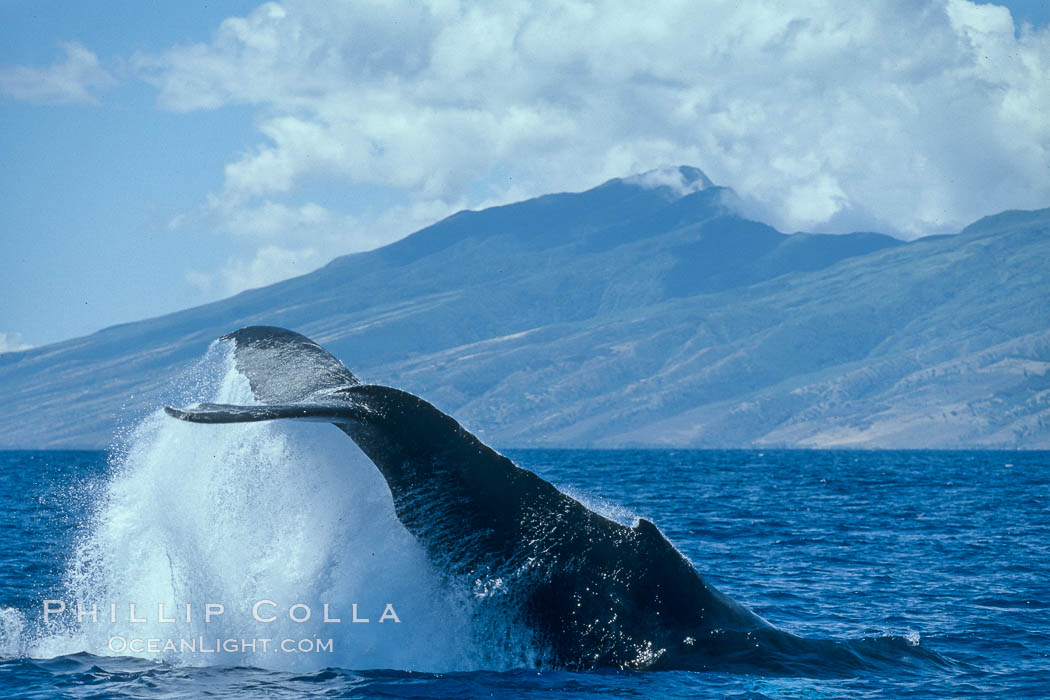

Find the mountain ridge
[[2, 166, 1047, 449]]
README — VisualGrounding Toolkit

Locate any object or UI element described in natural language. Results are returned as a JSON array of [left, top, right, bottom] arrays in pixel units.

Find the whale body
[[165, 326, 930, 672]]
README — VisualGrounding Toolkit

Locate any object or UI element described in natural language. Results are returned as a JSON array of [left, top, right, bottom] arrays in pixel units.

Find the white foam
[[34, 344, 488, 672]]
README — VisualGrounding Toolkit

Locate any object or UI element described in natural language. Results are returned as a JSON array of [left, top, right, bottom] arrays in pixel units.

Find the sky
[[1, 1, 1048, 350]]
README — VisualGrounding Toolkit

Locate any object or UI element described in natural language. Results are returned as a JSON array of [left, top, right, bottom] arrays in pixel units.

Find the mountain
[[1, 166, 1047, 449]]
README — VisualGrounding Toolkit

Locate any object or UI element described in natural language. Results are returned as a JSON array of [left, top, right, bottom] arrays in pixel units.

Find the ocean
[[0, 444, 1047, 698]]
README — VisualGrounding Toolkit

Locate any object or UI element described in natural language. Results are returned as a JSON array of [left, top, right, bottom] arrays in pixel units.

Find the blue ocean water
[[0, 447, 1047, 697]]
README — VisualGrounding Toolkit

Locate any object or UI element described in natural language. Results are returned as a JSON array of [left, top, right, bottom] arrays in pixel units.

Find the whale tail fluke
[[167, 325, 376, 428], [164, 403, 365, 425], [218, 325, 359, 404]]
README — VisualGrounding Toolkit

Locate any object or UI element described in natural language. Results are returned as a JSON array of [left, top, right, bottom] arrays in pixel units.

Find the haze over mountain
[[2, 166, 1047, 449]]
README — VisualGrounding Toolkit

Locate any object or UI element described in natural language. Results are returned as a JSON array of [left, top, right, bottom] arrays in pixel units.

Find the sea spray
[[35, 343, 501, 671], [0, 608, 25, 658]]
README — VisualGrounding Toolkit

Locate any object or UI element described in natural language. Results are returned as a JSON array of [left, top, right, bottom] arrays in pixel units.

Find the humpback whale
[[165, 326, 931, 672]]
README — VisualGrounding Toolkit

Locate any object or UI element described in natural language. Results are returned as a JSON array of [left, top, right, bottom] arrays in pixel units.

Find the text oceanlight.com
[[108, 636, 335, 654]]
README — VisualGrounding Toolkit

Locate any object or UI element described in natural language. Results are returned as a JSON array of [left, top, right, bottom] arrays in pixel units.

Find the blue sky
[[2, 1, 1049, 349]]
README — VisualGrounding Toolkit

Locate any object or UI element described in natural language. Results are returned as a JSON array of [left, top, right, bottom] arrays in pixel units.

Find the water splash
[[34, 343, 488, 671], [0, 608, 25, 657]]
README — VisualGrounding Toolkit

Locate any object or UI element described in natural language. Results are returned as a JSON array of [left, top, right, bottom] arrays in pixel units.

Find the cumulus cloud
[[0, 333, 33, 354], [139, 0, 1050, 292], [0, 42, 116, 105]]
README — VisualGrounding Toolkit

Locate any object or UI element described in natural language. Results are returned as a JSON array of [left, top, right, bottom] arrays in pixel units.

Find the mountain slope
[[1, 168, 1046, 449]]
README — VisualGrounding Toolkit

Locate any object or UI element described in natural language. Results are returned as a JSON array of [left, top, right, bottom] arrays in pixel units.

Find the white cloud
[[0, 333, 33, 354], [210, 244, 326, 296], [184, 195, 461, 295], [140, 0, 1050, 292], [0, 42, 116, 105], [624, 166, 713, 196]]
